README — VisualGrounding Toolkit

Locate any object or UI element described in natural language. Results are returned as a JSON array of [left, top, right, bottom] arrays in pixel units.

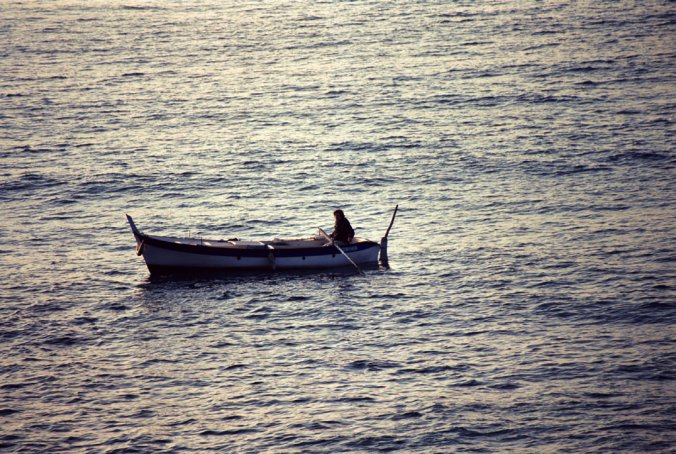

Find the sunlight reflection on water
[[1, 0, 674, 452]]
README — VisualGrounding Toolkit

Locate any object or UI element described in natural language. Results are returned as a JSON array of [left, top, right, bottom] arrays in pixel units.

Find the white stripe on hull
[[142, 243, 379, 270], [275, 247, 379, 269], [142, 243, 268, 269]]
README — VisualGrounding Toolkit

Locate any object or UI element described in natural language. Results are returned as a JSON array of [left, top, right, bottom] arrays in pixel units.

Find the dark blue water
[[1, 1, 674, 452]]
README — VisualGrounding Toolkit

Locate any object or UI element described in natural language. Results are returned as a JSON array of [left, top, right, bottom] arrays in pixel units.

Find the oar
[[317, 227, 365, 275]]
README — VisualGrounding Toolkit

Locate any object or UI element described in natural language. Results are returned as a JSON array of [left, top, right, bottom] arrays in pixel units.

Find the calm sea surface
[[1, 1, 674, 452]]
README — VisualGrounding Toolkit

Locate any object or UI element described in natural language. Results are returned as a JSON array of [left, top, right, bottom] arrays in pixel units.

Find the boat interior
[[151, 235, 373, 249]]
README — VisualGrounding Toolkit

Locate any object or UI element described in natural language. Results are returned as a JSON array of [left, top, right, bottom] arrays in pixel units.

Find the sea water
[[1, 1, 674, 452]]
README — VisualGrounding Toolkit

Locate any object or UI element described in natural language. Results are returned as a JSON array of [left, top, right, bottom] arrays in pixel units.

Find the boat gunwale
[[136, 232, 379, 258]]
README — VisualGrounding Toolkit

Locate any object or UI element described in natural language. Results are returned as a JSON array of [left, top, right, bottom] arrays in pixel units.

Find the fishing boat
[[126, 206, 397, 275]]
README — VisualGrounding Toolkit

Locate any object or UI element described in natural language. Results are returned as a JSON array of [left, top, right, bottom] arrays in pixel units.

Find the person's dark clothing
[[331, 217, 354, 243]]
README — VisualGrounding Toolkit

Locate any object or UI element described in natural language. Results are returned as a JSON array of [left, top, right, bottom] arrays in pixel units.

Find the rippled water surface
[[1, 1, 675, 452]]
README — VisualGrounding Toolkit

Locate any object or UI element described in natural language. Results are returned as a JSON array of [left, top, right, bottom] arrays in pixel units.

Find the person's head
[[333, 209, 345, 220]]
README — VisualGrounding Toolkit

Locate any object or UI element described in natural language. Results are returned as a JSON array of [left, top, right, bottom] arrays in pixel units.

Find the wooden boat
[[126, 207, 397, 275]]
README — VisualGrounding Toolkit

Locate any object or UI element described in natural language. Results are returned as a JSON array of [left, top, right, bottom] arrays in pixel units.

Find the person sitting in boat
[[330, 209, 354, 244]]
